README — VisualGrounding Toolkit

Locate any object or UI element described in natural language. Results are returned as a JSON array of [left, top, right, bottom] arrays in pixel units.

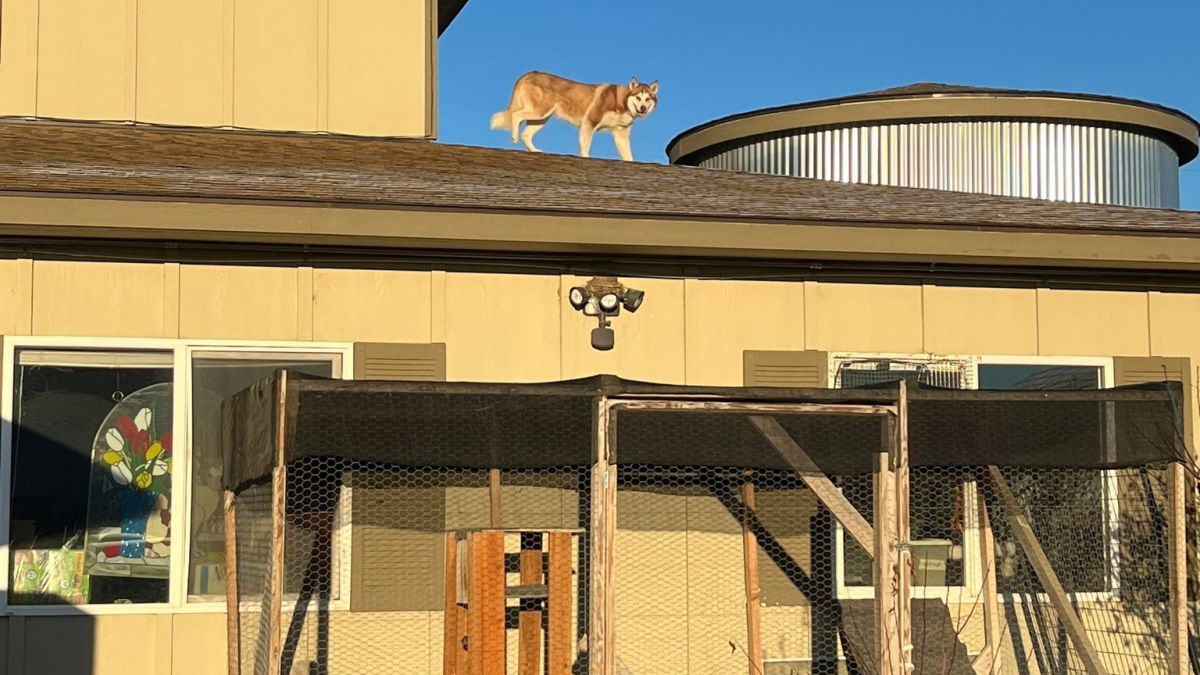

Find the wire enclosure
[[221, 372, 1192, 675]]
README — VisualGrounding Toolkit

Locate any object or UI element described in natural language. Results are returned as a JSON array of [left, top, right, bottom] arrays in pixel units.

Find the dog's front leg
[[612, 126, 633, 162], [578, 121, 596, 158]]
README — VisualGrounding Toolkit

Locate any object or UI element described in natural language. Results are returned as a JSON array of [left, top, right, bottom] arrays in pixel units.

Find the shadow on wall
[[3, 598, 96, 675]]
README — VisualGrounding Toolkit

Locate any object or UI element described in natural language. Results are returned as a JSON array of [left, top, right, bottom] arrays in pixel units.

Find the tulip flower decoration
[[96, 401, 172, 560], [101, 405, 172, 497]]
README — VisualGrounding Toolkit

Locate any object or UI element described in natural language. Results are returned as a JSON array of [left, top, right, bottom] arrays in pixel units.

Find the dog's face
[[626, 78, 659, 119]]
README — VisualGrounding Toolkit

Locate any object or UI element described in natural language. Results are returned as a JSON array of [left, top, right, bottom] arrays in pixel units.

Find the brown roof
[[2, 120, 1200, 237]]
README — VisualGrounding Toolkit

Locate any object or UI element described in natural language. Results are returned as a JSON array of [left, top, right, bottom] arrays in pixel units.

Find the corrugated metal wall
[[698, 121, 1182, 208]]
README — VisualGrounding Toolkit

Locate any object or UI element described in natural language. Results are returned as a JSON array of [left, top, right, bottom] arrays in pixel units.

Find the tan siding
[[0, 260, 25, 335], [804, 281, 924, 353], [1148, 292, 1200, 452], [24, 615, 159, 675], [232, 0, 320, 131], [444, 272, 561, 382], [328, 0, 428, 136], [313, 269, 432, 342], [179, 265, 299, 340], [36, 0, 131, 120], [32, 261, 167, 337], [561, 276, 685, 383], [136, 0, 224, 126], [172, 613, 227, 675], [923, 285, 1038, 355], [684, 280, 804, 386], [0, 0, 39, 116], [1037, 289, 1150, 356]]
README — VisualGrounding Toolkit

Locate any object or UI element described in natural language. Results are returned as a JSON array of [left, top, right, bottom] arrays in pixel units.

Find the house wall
[[0, 259, 1192, 675], [0, 0, 435, 137]]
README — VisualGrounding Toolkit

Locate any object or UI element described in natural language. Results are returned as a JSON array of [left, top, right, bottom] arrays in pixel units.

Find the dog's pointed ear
[[630, 77, 639, 88], [648, 81, 659, 95]]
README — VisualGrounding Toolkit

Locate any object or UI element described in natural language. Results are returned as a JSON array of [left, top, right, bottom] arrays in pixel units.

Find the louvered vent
[[743, 351, 828, 388], [353, 342, 446, 381], [1114, 356, 1193, 452]]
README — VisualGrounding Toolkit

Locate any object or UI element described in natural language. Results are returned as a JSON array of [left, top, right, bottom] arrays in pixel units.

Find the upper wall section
[[0, 0, 437, 138]]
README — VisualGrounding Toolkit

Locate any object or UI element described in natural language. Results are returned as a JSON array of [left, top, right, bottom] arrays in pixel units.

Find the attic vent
[[744, 351, 828, 388], [835, 358, 968, 390], [353, 343, 446, 381]]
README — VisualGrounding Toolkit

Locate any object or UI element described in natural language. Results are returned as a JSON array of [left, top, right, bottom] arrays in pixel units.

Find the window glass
[[9, 351, 174, 605], [188, 356, 337, 602], [978, 363, 1110, 594]]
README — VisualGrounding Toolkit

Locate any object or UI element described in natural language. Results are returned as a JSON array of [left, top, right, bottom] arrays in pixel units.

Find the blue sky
[[438, 0, 1200, 211]]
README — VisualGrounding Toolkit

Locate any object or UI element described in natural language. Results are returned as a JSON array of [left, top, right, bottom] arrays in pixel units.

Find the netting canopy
[[222, 373, 1186, 492], [220, 371, 1192, 675]]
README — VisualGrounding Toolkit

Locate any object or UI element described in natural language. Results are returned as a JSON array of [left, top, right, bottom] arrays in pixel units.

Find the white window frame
[[974, 355, 1119, 604], [831, 353, 1119, 604], [830, 353, 979, 601], [0, 336, 353, 616]]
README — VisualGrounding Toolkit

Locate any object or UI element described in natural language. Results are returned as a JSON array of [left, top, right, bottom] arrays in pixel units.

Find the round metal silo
[[667, 84, 1200, 209]]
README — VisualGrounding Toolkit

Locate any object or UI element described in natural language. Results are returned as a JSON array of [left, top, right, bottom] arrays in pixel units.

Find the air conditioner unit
[[833, 356, 973, 390]]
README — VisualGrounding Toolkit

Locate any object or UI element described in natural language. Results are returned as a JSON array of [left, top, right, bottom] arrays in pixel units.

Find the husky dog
[[490, 71, 659, 161]]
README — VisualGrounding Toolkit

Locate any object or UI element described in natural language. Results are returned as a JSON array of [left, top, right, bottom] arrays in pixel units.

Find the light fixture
[[565, 276, 648, 351], [568, 286, 590, 311], [622, 288, 644, 312]]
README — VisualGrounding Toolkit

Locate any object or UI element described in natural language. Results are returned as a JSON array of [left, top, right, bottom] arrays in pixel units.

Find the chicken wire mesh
[[222, 373, 1191, 675]]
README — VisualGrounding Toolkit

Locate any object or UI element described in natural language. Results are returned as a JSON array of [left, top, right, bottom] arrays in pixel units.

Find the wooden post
[[590, 400, 616, 675], [547, 532, 574, 675], [987, 466, 1108, 675], [267, 372, 289, 675], [741, 471, 764, 675], [490, 468, 502, 528], [894, 381, 912, 675], [518, 533, 545, 675], [1169, 462, 1188, 675], [875, 412, 900, 675], [223, 490, 241, 675], [469, 531, 507, 675], [444, 532, 461, 675], [972, 483, 1001, 675]]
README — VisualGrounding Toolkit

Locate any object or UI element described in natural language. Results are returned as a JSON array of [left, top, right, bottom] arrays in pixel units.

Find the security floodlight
[[568, 286, 589, 311], [565, 276, 648, 351], [623, 288, 644, 312]]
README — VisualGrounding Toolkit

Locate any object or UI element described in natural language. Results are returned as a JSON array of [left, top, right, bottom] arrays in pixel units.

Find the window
[[2, 339, 350, 611], [831, 354, 1116, 600], [187, 352, 344, 603], [832, 355, 978, 599], [8, 349, 176, 605], [976, 360, 1116, 597]]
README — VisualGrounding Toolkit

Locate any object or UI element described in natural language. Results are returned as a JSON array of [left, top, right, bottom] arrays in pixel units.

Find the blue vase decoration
[[118, 490, 156, 559]]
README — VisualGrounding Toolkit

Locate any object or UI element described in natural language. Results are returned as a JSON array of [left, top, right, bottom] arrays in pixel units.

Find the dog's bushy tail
[[490, 110, 511, 130]]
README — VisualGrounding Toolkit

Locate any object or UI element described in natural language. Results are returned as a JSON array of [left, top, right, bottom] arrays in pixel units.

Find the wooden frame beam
[[1169, 462, 1188, 675], [987, 466, 1108, 675], [223, 490, 241, 675], [971, 482, 1002, 675], [547, 532, 574, 675], [894, 381, 912, 675], [875, 413, 900, 675], [267, 372, 289, 675], [590, 400, 616, 675], [518, 533, 545, 675], [741, 470, 764, 675], [750, 416, 875, 557]]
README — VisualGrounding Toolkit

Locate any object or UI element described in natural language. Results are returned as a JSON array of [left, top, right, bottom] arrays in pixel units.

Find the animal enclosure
[[221, 372, 1194, 675]]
